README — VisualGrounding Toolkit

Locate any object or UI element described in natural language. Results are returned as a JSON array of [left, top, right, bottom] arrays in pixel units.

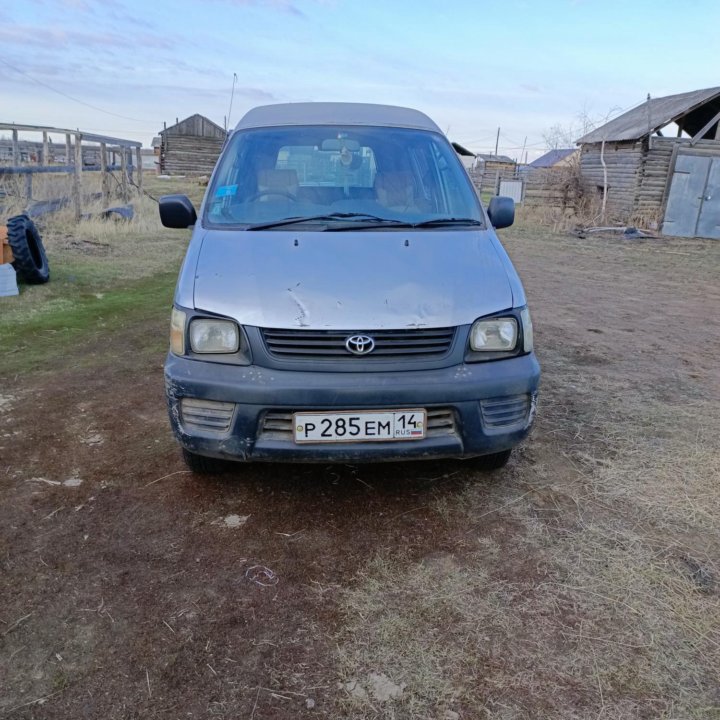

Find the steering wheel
[[248, 191, 297, 202]]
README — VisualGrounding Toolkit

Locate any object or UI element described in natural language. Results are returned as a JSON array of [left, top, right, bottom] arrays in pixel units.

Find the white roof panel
[[235, 102, 442, 133]]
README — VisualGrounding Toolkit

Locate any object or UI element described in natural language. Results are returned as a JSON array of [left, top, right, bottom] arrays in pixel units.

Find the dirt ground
[[1, 216, 718, 719]]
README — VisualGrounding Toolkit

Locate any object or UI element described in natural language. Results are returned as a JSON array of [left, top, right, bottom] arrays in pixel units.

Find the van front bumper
[[164, 353, 540, 463]]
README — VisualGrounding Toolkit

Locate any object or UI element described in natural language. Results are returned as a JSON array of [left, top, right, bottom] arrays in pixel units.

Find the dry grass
[[1, 175, 205, 328], [334, 229, 720, 719]]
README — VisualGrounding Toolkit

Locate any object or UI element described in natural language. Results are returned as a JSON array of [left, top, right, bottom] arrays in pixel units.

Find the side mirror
[[159, 194, 197, 229], [487, 196, 515, 229]]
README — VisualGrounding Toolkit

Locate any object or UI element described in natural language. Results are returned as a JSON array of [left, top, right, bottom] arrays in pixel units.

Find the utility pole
[[494, 127, 500, 157]]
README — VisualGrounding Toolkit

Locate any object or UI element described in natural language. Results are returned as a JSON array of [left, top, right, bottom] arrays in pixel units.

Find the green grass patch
[[1, 271, 177, 376]]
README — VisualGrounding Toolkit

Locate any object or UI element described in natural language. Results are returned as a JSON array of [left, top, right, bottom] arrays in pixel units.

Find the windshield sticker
[[215, 184, 238, 198]]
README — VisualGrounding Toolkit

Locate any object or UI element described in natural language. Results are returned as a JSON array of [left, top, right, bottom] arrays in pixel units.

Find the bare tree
[[542, 123, 576, 150], [542, 104, 623, 150]]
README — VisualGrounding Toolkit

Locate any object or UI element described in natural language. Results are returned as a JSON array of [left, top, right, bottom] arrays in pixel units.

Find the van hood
[[192, 229, 514, 329]]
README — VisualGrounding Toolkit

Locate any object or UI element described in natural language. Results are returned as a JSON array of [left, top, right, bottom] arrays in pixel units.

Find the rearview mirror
[[159, 194, 197, 229], [487, 196, 515, 229], [320, 138, 360, 152]]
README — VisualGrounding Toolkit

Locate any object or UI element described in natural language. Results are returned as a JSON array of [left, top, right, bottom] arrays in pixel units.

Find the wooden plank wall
[[579, 140, 644, 218], [160, 136, 225, 175], [523, 167, 583, 209]]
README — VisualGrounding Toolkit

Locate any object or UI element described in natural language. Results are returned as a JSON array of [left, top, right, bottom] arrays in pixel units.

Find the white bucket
[[0, 263, 19, 297]]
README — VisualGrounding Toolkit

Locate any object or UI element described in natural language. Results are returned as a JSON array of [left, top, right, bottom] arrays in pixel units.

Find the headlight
[[470, 317, 518, 351], [189, 318, 240, 353], [520, 307, 533, 352], [170, 308, 186, 355]]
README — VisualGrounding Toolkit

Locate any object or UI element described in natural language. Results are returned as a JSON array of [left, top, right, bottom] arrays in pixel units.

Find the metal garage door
[[663, 153, 720, 239]]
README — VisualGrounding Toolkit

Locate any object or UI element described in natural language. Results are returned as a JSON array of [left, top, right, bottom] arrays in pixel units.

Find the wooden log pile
[[634, 137, 674, 218]]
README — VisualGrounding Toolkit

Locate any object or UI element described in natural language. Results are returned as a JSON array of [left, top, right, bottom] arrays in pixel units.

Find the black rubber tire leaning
[[6, 214, 50, 284], [182, 448, 227, 474], [472, 449, 512, 471]]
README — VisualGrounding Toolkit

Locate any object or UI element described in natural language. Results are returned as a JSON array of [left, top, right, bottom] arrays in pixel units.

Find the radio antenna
[[227, 72, 238, 131]]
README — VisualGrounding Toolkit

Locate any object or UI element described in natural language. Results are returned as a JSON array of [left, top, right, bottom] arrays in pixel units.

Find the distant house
[[159, 114, 227, 175], [575, 86, 720, 237], [141, 148, 157, 171], [474, 153, 515, 168], [528, 148, 578, 169]]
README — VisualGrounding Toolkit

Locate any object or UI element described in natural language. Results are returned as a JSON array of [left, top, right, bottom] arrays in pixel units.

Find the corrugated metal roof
[[235, 102, 442, 133], [576, 87, 720, 144], [528, 148, 576, 167]]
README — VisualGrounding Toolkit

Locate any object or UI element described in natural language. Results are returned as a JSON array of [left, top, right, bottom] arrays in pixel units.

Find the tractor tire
[[6, 214, 50, 284]]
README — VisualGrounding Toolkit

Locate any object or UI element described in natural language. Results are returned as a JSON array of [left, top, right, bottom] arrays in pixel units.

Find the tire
[[6, 214, 50, 284], [182, 448, 226, 474], [472, 449, 512, 471]]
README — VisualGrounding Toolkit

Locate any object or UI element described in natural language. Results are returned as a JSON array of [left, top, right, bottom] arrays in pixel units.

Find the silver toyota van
[[160, 103, 539, 473]]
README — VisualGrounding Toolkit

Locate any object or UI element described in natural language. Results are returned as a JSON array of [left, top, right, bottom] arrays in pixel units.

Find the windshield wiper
[[245, 213, 404, 231], [245, 214, 483, 231], [410, 218, 484, 228]]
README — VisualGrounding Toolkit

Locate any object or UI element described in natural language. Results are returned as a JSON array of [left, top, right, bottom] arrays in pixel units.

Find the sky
[[1, 0, 719, 161]]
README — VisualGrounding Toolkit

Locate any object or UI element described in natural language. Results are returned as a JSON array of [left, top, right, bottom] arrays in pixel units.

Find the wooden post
[[1, 225, 14, 265], [600, 139, 608, 223], [25, 175, 32, 200], [162, 122, 167, 175], [100, 143, 110, 206], [12, 129, 19, 165], [120, 147, 129, 202], [135, 146, 143, 194], [73, 132, 83, 220], [42, 131, 49, 165], [65, 133, 72, 164]]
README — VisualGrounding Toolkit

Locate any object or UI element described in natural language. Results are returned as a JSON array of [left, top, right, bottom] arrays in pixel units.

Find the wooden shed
[[159, 114, 227, 175], [467, 153, 518, 196], [576, 87, 720, 238]]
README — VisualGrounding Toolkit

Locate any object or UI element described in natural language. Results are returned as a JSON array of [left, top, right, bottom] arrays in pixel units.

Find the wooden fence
[[0, 123, 143, 220]]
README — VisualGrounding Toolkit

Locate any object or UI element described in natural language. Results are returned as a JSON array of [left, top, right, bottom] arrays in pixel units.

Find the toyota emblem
[[345, 334, 375, 355]]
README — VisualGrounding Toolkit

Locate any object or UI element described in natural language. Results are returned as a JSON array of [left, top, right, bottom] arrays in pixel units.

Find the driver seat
[[256, 169, 299, 200]]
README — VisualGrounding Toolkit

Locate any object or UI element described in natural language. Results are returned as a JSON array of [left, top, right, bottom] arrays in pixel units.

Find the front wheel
[[471, 449, 512, 471], [182, 448, 227, 474]]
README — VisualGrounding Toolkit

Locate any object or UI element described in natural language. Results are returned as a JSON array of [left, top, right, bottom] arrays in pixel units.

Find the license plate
[[293, 409, 426, 444]]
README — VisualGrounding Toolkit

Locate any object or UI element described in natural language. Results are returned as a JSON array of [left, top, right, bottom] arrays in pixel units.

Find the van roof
[[235, 102, 442, 133]]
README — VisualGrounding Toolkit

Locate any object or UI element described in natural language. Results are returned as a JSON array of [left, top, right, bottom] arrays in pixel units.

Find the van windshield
[[205, 125, 483, 229]]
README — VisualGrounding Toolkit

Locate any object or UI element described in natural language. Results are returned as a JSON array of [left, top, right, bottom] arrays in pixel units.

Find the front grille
[[260, 408, 457, 441], [261, 327, 455, 360], [480, 395, 531, 428], [180, 398, 235, 433]]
